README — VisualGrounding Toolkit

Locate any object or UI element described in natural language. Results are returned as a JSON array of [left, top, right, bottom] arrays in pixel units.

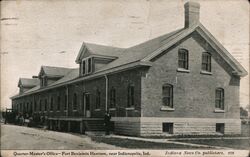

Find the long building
[[11, 2, 247, 136]]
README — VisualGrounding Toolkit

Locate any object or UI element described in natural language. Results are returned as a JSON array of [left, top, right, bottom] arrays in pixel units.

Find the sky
[[0, 0, 249, 110]]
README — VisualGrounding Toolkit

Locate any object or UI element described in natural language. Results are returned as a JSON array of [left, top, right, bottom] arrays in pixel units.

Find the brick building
[[11, 2, 247, 136]]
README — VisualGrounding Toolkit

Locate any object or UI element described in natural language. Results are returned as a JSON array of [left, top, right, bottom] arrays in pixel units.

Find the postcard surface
[[1, 0, 249, 157]]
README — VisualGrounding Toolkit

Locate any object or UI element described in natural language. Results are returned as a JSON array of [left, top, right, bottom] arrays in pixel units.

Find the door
[[83, 93, 91, 117]]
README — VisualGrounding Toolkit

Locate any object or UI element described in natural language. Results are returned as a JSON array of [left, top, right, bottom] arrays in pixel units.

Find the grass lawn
[[173, 139, 250, 149], [90, 136, 206, 149]]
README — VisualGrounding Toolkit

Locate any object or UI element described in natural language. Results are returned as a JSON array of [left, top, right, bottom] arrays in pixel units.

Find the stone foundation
[[112, 117, 241, 136]]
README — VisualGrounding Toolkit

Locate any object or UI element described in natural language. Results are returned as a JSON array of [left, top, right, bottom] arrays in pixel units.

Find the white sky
[[1, 0, 249, 109]]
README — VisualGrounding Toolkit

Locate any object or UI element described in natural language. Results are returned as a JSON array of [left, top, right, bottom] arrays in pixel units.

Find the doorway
[[82, 93, 91, 117]]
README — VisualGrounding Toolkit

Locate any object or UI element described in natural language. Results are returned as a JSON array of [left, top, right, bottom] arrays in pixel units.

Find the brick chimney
[[184, 1, 200, 28]]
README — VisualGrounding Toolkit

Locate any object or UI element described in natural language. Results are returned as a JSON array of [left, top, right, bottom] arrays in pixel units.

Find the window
[[216, 123, 224, 134], [87, 58, 92, 73], [95, 89, 101, 109], [215, 88, 224, 110], [64, 95, 67, 110], [41, 76, 47, 87], [110, 87, 116, 108], [82, 60, 86, 75], [57, 96, 60, 111], [127, 84, 135, 107], [50, 97, 54, 111], [202, 52, 211, 72], [44, 99, 47, 111], [30, 102, 33, 112], [178, 49, 189, 69], [162, 84, 173, 108], [43, 77, 47, 86], [39, 100, 42, 111], [26, 103, 29, 112], [85, 94, 90, 110], [162, 123, 173, 134], [73, 93, 77, 110], [34, 101, 37, 111]]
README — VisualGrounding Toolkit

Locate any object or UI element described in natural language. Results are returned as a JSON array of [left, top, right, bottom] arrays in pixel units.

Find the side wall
[[141, 32, 240, 118], [140, 32, 241, 135]]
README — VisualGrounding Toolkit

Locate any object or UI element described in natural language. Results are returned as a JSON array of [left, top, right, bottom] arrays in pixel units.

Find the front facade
[[11, 2, 247, 136]]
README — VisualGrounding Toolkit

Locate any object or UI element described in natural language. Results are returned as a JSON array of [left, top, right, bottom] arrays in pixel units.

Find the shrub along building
[[11, 2, 247, 136]]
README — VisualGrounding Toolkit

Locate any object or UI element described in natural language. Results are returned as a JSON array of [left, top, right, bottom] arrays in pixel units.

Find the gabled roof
[[96, 28, 184, 72], [75, 42, 125, 63], [39, 66, 73, 77], [11, 22, 248, 99], [140, 23, 248, 77], [18, 78, 39, 88], [50, 68, 79, 86]]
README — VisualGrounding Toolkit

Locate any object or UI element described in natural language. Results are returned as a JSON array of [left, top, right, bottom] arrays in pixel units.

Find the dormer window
[[82, 60, 86, 75], [41, 76, 47, 87], [88, 58, 92, 73], [80, 57, 93, 76]]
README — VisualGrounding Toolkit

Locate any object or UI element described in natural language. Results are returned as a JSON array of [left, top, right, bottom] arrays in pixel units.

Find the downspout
[[105, 75, 108, 112], [66, 85, 69, 117]]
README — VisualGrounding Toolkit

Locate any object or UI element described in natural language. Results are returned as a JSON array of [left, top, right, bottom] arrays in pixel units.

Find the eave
[[10, 61, 152, 99]]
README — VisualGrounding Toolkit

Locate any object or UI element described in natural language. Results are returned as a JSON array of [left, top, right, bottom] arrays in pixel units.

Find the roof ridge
[[41, 65, 74, 69], [84, 42, 125, 49], [127, 28, 184, 49]]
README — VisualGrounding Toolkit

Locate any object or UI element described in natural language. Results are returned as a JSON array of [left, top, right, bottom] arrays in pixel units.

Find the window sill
[[200, 70, 212, 75], [64, 110, 67, 112], [94, 109, 101, 111], [56, 111, 60, 112], [125, 107, 135, 110], [177, 68, 190, 73], [214, 109, 225, 113], [73, 110, 77, 112], [160, 107, 175, 111], [109, 108, 116, 111]]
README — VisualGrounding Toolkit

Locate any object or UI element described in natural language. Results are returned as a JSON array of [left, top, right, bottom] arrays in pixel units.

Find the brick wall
[[141, 32, 240, 119], [108, 69, 143, 117]]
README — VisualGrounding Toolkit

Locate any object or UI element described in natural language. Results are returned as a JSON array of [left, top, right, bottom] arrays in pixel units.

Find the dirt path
[[1, 124, 121, 150]]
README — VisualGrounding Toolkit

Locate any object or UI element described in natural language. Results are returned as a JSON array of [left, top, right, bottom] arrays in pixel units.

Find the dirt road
[[1, 124, 120, 150]]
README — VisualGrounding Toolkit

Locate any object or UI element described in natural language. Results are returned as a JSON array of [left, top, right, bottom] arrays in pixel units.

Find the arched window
[[178, 49, 189, 69], [95, 89, 101, 109], [110, 87, 116, 108], [162, 84, 173, 108], [127, 84, 135, 107], [215, 88, 224, 110], [202, 52, 211, 72], [73, 93, 77, 110]]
